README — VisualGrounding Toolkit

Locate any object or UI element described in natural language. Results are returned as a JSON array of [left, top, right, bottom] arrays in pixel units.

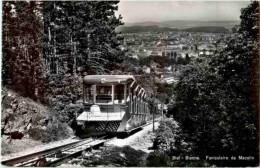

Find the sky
[[116, 0, 251, 23]]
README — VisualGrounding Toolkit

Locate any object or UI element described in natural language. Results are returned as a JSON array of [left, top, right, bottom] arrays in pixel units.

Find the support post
[[161, 101, 163, 121], [83, 85, 85, 103], [112, 84, 115, 104], [124, 84, 127, 104], [153, 74, 155, 133], [93, 85, 96, 104]]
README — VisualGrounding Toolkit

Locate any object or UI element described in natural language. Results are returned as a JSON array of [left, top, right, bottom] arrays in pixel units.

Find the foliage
[[42, 1, 125, 136], [81, 145, 147, 167], [43, 1, 124, 75], [147, 119, 210, 166], [45, 73, 84, 133], [156, 83, 175, 104], [3, 1, 124, 101], [2, 1, 47, 103], [42, 1, 125, 137], [43, 120, 73, 143], [168, 1, 259, 166], [139, 56, 152, 67], [152, 119, 181, 152], [139, 55, 190, 68], [2, 1, 124, 143], [28, 120, 73, 143], [111, 57, 141, 75]]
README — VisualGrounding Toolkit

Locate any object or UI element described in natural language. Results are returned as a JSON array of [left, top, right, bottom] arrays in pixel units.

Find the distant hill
[[123, 20, 240, 30], [117, 25, 178, 33], [182, 26, 229, 33], [117, 25, 229, 34]]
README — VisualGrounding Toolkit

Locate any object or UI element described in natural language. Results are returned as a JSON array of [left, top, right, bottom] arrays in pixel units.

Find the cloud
[[116, 1, 250, 23]]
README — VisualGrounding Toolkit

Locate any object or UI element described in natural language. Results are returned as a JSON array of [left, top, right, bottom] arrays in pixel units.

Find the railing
[[95, 94, 125, 104], [99, 105, 126, 113], [82, 104, 126, 121], [84, 104, 126, 113]]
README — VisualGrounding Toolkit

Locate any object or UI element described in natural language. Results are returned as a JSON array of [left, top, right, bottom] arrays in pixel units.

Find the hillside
[[1, 88, 74, 155], [2, 88, 48, 139], [182, 26, 229, 33], [117, 25, 229, 34], [117, 25, 178, 33], [123, 20, 239, 29]]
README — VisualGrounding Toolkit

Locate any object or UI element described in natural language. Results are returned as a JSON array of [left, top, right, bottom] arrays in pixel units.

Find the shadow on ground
[[74, 145, 148, 167]]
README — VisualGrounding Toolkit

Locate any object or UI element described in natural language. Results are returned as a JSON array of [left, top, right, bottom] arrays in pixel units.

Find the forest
[[2, 1, 125, 143], [3, 1, 124, 102]]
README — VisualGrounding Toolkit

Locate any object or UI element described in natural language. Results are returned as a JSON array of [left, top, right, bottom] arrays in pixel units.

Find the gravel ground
[[105, 121, 160, 153], [1, 136, 80, 161], [58, 121, 161, 167]]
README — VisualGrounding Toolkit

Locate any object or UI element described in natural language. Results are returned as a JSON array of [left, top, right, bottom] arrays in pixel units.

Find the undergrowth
[[146, 118, 210, 167]]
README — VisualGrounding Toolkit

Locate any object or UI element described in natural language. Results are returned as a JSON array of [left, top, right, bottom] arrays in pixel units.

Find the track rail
[[1, 136, 111, 167], [2, 119, 160, 167]]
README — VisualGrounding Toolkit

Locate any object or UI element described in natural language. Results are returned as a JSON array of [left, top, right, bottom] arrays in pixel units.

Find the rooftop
[[83, 75, 135, 85]]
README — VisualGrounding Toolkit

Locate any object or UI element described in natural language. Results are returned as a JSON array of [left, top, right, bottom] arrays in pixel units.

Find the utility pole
[[161, 100, 163, 121], [152, 74, 155, 132]]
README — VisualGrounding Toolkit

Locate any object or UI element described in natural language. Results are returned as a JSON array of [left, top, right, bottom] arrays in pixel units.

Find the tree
[[2, 1, 15, 86], [168, 1, 259, 166], [185, 53, 190, 64], [174, 52, 177, 59], [2, 1, 47, 102], [43, 1, 124, 75]]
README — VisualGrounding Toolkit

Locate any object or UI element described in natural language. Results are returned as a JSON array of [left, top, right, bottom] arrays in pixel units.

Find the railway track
[[1, 136, 112, 167], [1, 119, 161, 167]]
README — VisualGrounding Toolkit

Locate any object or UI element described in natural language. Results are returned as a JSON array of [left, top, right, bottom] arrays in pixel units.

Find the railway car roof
[[83, 75, 135, 85]]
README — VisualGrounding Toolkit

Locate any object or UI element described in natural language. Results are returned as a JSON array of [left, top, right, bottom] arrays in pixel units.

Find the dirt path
[[105, 121, 160, 153]]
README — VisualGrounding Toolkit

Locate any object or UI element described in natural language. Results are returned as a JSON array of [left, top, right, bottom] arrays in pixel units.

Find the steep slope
[[2, 88, 48, 139], [1, 87, 74, 144]]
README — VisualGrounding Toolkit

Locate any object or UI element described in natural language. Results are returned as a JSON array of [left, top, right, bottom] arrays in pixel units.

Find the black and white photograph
[[1, 0, 260, 167]]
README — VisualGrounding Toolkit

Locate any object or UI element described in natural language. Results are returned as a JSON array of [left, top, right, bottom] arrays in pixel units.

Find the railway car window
[[132, 94, 135, 114], [135, 97, 138, 114], [132, 96, 134, 114], [114, 84, 125, 104], [96, 85, 112, 104], [85, 85, 94, 104]]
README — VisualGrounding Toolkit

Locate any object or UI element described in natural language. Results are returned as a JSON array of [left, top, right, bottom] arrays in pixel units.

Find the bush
[[147, 119, 209, 167], [82, 146, 147, 167], [146, 152, 169, 167], [28, 127, 46, 141], [42, 121, 73, 143], [152, 119, 181, 152], [28, 120, 73, 143]]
